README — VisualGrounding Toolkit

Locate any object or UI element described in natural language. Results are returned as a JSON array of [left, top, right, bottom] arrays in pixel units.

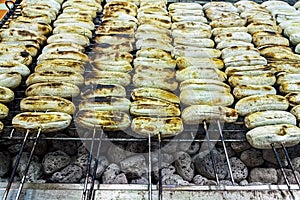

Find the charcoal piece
[[292, 157, 300, 173], [151, 153, 173, 164], [178, 142, 200, 155], [204, 180, 217, 185], [13, 153, 41, 182], [193, 150, 228, 180], [193, 174, 208, 185], [130, 176, 149, 184], [174, 152, 194, 181], [8, 144, 22, 155], [217, 144, 236, 158], [50, 134, 78, 155], [219, 180, 238, 186], [107, 144, 127, 163], [25, 134, 47, 156], [125, 142, 147, 155], [239, 180, 248, 186], [229, 157, 248, 182], [90, 156, 109, 179], [277, 169, 300, 185], [153, 163, 175, 182], [77, 144, 89, 156], [230, 142, 251, 153], [161, 142, 178, 154], [240, 148, 264, 168], [74, 154, 89, 172], [42, 151, 70, 174], [51, 164, 82, 183], [263, 149, 288, 166], [120, 155, 147, 179], [162, 174, 189, 185], [110, 173, 128, 184], [248, 168, 277, 184], [0, 152, 11, 177], [102, 163, 121, 184]]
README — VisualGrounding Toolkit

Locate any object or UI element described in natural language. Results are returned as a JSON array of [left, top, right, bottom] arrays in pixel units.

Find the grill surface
[[1, 0, 300, 200]]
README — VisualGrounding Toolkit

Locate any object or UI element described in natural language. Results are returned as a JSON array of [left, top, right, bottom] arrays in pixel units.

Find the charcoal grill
[[0, 0, 300, 199]]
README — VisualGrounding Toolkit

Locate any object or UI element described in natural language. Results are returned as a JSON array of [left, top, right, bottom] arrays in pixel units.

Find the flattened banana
[[233, 85, 276, 99]]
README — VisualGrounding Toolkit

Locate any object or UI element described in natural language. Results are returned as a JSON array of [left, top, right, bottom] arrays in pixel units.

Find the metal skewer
[[203, 121, 219, 184], [15, 128, 42, 200], [157, 132, 163, 200], [82, 127, 97, 200], [88, 129, 103, 200], [148, 134, 152, 200], [2, 129, 30, 200]]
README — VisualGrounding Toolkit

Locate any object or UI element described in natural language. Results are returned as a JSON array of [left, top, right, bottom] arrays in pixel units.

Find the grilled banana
[[134, 57, 176, 69], [53, 19, 95, 31], [81, 84, 126, 99], [211, 27, 248, 37], [171, 28, 211, 38], [277, 73, 300, 85], [131, 117, 183, 137], [75, 110, 130, 131], [0, 43, 38, 57], [252, 33, 289, 47], [91, 60, 132, 73], [0, 51, 32, 66], [246, 124, 300, 149], [0, 103, 9, 119], [180, 79, 231, 93], [173, 38, 214, 49], [0, 72, 22, 89], [176, 67, 227, 82], [136, 67, 173, 80], [224, 55, 267, 67], [12, 112, 72, 132], [280, 81, 300, 94], [235, 94, 289, 116], [85, 71, 131, 87], [92, 52, 133, 63], [79, 97, 131, 112], [221, 46, 259, 59], [210, 18, 246, 28], [136, 48, 172, 61], [215, 32, 252, 44], [133, 74, 178, 91], [47, 33, 90, 47], [53, 25, 93, 39], [176, 57, 224, 70], [285, 92, 300, 106], [25, 82, 80, 98], [228, 73, 276, 87], [233, 85, 276, 99], [15, 15, 52, 25], [42, 43, 85, 54], [172, 47, 221, 59], [182, 105, 238, 124], [26, 71, 84, 86], [35, 59, 85, 74], [0, 61, 30, 77], [216, 40, 254, 50], [9, 21, 52, 36], [0, 28, 46, 45], [225, 65, 273, 76], [131, 87, 180, 104], [20, 96, 76, 114], [130, 98, 180, 117], [0, 86, 14, 103], [37, 51, 88, 63], [245, 111, 296, 129], [180, 90, 234, 106]]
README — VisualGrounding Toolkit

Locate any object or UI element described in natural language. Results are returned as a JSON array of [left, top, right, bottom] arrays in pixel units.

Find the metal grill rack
[[0, 0, 300, 200]]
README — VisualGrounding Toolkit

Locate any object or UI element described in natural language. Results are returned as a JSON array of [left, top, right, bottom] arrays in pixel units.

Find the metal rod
[[217, 120, 235, 184], [148, 134, 152, 200], [16, 128, 42, 200], [2, 129, 30, 200], [89, 130, 103, 200], [281, 144, 300, 189], [203, 121, 219, 184], [271, 144, 295, 200], [158, 133, 162, 200], [82, 127, 97, 200]]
